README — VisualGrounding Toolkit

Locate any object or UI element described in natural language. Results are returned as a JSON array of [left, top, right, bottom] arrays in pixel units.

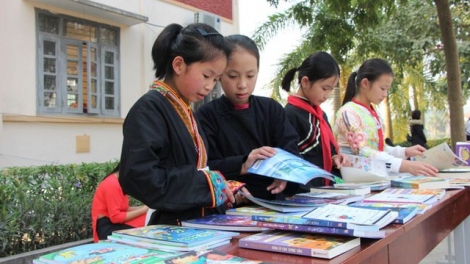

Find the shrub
[[0, 161, 118, 257]]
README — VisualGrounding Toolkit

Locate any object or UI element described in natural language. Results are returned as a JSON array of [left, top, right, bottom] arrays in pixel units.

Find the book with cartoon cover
[[247, 148, 335, 185], [37, 241, 177, 264], [414, 142, 467, 170], [163, 249, 268, 263], [238, 230, 360, 259], [112, 225, 239, 248]]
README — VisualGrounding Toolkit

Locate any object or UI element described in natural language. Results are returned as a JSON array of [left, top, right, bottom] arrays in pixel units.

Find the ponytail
[[152, 24, 183, 79], [281, 67, 298, 92], [342, 71, 358, 105]]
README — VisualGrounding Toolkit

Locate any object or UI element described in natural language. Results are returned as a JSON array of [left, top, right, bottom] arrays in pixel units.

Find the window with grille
[[36, 9, 120, 116]]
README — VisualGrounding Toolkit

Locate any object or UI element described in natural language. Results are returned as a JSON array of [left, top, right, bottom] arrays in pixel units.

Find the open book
[[340, 154, 390, 183], [414, 142, 467, 170], [247, 148, 335, 185]]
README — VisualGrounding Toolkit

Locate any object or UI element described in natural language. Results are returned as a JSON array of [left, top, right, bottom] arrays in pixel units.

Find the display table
[[215, 188, 470, 264]]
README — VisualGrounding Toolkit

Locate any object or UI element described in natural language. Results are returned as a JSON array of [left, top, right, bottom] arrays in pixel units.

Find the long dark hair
[[152, 23, 230, 79], [411, 109, 421, 120], [342, 58, 394, 105], [281, 52, 340, 92], [225, 34, 260, 69]]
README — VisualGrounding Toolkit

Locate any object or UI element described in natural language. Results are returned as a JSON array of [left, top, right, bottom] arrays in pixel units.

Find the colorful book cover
[[255, 221, 386, 239], [38, 241, 176, 264], [340, 155, 389, 183], [180, 214, 269, 232], [291, 192, 364, 204], [112, 225, 239, 247], [381, 188, 446, 199], [301, 204, 398, 230], [310, 186, 371, 196], [390, 176, 450, 189], [455, 142, 470, 165], [348, 202, 419, 224], [163, 249, 268, 263], [238, 231, 360, 259], [414, 142, 467, 169], [362, 191, 437, 205], [107, 234, 230, 252], [247, 148, 335, 185]]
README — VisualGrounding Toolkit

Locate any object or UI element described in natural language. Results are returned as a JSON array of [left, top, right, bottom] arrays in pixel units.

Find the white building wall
[[0, 0, 237, 168]]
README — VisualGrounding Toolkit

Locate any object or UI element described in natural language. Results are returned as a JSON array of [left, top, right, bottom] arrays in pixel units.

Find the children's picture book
[[390, 176, 450, 189], [107, 234, 230, 252], [37, 241, 177, 264], [381, 187, 446, 200], [347, 202, 419, 224], [163, 249, 268, 264], [310, 185, 371, 196], [301, 204, 398, 231], [238, 191, 318, 213], [238, 230, 360, 259], [226, 205, 304, 218], [362, 191, 437, 205], [414, 142, 467, 170], [255, 221, 386, 239], [180, 214, 269, 232], [340, 155, 390, 183], [112, 225, 239, 248], [455, 141, 470, 166], [247, 147, 335, 185]]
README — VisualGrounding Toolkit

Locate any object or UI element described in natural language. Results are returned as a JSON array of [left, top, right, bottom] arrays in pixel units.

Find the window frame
[[35, 9, 120, 117]]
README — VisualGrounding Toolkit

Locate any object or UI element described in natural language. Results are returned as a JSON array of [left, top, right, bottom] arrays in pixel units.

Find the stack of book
[[239, 230, 360, 259], [252, 204, 398, 239], [390, 175, 450, 189], [107, 225, 239, 252], [180, 214, 270, 232], [362, 189, 438, 205]]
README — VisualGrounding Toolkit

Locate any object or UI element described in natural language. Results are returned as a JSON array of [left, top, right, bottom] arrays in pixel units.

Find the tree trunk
[[434, 0, 465, 148], [384, 94, 393, 141]]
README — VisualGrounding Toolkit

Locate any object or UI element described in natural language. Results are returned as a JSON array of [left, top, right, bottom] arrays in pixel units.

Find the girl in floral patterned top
[[334, 58, 438, 176]]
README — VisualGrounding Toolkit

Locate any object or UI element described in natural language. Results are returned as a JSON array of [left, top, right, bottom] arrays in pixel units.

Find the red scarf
[[352, 99, 384, 151], [288, 95, 339, 172]]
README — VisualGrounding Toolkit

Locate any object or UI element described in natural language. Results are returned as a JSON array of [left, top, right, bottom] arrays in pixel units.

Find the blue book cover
[[38, 241, 176, 264], [348, 202, 419, 224], [112, 225, 239, 247], [163, 249, 269, 263], [247, 148, 335, 184]]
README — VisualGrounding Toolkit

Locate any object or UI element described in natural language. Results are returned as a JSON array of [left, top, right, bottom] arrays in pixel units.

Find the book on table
[[381, 187, 446, 200], [291, 192, 364, 204], [226, 205, 305, 218], [239, 230, 360, 259], [413, 142, 467, 170], [362, 191, 437, 205], [111, 225, 238, 250], [180, 214, 269, 232], [334, 181, 391, 191], [252, 204, 398, 232], [310, 185, 371, 195], [238, 191, 319, 213], [347, 202, 419, 224], [162, 249, 269, 264], [255, 220, 387, 239], [247, 147, 335, 185], [35, 241, 178, 264], [390, 175, 450, 189]]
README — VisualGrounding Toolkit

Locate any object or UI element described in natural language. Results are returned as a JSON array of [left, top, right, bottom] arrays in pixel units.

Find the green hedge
[[0, 161, 118, 257]]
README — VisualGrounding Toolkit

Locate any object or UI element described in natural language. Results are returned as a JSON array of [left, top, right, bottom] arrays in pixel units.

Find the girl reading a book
[[196, 34, 300, 205], [91, 164, 149, 242], [118, 23, 235, 226], [281, 52, 350, 189], [333, 58, 438, 176]]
